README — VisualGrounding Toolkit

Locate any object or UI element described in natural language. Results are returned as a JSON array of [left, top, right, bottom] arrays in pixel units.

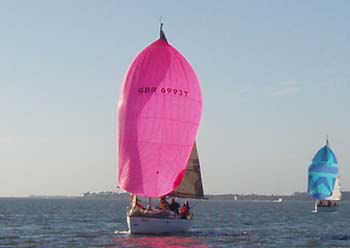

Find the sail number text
[[138, 87, 188, 97]]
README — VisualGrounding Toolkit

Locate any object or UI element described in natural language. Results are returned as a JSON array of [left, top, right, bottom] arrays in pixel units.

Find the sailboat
[[307, 138, 341, 213], [118, 24, 204, 234]]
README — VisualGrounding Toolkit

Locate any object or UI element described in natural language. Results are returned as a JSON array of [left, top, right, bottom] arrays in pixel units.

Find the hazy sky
[[1, 1, 349, 197]]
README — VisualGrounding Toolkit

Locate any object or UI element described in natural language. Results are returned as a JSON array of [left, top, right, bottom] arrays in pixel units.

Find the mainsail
[[118, 25, 203, 198], [325, 176, 342, 201], [307, 140, 339, 200], [169, 142, 204, 199]]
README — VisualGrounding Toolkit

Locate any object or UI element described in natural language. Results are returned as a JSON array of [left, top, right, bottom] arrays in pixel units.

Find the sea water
[[0, 198, 349, 247]]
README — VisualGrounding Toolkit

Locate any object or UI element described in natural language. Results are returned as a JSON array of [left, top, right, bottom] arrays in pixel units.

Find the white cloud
[[270, 86, 301, 96], [268, 81, 302, 96], [237, 81, 302, 98]]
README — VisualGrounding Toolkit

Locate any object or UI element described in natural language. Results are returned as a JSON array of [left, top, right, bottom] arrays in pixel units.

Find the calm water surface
[[0, 198, 349, 247]]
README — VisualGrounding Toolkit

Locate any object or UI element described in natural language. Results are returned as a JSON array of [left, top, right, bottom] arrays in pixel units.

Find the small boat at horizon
[[250, 198, 283, 203]]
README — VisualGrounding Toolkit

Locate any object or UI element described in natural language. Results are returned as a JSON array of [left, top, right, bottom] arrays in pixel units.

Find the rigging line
[[188, 200, 203, 210]]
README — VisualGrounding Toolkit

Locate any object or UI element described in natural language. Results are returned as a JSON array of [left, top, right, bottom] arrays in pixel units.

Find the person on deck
[[159, 196, 170, 210], [180, 201, 190, 219], [169, 198, 180, 214]]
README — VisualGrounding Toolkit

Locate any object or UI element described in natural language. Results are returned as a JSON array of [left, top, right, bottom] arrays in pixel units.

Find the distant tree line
[[82, 191, 350, 201]]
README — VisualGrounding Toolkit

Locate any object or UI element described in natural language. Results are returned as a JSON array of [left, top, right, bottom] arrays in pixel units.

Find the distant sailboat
[[307, 138, 341, 212], [118, 24, 204, 234]]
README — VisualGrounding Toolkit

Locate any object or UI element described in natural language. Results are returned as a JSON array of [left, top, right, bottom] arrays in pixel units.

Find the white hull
[[313, 201, 340, 213], [314, 205, 339, 213], [127, 216, 191, 234]]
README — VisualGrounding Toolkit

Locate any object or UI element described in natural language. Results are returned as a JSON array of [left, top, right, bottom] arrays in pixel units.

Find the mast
[[160, 23, 168, 42]]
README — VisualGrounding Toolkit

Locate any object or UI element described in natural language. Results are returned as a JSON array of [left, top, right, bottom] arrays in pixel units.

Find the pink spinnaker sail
[[118, 28, 203, 197]]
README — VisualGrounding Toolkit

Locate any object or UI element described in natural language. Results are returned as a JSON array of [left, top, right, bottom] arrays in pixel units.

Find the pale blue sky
[[1, 1, 349, 197]]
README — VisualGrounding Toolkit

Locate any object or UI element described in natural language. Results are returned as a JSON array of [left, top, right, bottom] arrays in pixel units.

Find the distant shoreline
[[81, 191, 350, 201], [1, 191, 349, 200]]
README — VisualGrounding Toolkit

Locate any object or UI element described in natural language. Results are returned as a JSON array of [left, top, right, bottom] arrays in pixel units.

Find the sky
[[1, 1, 349, 197]]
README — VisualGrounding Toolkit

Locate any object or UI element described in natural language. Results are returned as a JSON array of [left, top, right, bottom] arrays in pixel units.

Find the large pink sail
[[118, 26, 203, 197]]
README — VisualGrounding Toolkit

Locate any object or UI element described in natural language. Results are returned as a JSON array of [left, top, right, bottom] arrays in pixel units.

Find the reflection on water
[[113, 236, 208, 248]]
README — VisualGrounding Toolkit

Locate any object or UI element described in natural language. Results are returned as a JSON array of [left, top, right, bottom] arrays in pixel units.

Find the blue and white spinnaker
[[307, 139, 338, 200]]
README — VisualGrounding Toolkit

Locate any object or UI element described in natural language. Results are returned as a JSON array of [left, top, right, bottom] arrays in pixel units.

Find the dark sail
[[169, 142, 205, 199]]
